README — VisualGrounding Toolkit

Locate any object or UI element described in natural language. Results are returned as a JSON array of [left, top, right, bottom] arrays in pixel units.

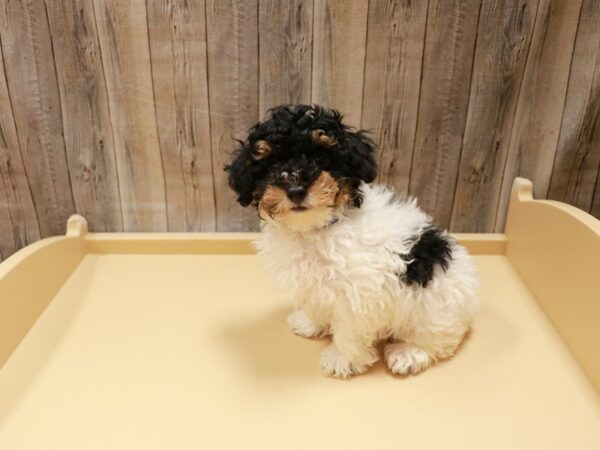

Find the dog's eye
[[253, 140, 271, 160], [311, 129, 336, 147]]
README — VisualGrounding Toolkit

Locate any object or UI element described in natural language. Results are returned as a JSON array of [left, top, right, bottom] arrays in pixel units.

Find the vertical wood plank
[[408, 0, 481, 228], [206, 0, 259, 231], [547, 0, 600, 212], [258, 0, 313, 116], [0, 42, 40, 260], [450, 0, 539, 232], [45, 0, 123, 232], [0, 200, 8, 260], [591, 171, 600, 219], [147, 0, 216, 232], [0, 0, 75, 237], [361, 0, 428, 194], [495, 0, 582, 231], [311, 0, 368, 126], [93, 0, 167, 231]]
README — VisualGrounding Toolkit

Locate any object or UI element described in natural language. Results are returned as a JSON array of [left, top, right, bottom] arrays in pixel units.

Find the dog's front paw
[[385, 342, 432, 375], [287, 310, 327, 338], [319, 345, 364, 378]]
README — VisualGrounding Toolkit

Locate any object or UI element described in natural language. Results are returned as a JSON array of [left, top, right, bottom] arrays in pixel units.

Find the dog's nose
[[287, 186, 307, 205]]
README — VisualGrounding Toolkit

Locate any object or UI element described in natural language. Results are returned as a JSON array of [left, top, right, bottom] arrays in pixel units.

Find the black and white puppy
[[226, 104, 479, 378]]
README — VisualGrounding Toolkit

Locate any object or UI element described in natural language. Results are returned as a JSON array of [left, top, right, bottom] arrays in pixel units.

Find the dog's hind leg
[[384, 328, 466, 375]]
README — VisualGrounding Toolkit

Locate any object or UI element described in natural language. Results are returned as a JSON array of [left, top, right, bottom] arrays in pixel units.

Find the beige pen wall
[[1, 0, 599, 260]]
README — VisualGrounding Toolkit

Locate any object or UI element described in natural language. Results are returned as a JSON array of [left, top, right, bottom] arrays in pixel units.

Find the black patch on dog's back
[[401, 226, 453, 287]]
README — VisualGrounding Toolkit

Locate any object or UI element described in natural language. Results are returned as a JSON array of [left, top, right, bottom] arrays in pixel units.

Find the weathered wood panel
[[0, 178, 11, 260], [311, 0, 368, 126], [451, 0, 539, 232], [547, 0, 600, 212], [258, 0, 313, 117], [592, 174, 600, 219], [361, 0, 428, 194], [206, 0, 259, 231], [409, 0, 482, 228], [0, 0, 75, 237], [93, 0, 167, 231], [147, 0, 216, 232], [1, 0, 600, 260], [495, 0, 582, 231], [45, 0, 123, 232], [0, 42, 40, 259]]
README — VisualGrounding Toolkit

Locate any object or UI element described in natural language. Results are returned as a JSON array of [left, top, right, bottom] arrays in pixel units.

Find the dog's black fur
[[224, 104, 377, 208], [402, 227, 453, 287]]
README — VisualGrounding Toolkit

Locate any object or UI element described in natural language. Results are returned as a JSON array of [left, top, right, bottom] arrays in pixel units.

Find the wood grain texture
[[592, 172, 600, 219], [409, 0, 481, 228], [0, 42, 40, 260], [361, 0, 428, 195], [93, 0, 167, 231], [451, 0, 539, 232], [547, 0, 600, 212], [495, 0, 582, 231], [0, 0, 75, 237], [147, 0, 216, 232], [45, 0, 123, 232], [259, 0, 313, 116], [311, 0, 368, 126], [206, 0, 259, 231], [1, 0, 600, 259]]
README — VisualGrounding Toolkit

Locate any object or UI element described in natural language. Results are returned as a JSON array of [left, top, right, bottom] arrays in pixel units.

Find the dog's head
[[225, 104, 377, 232]]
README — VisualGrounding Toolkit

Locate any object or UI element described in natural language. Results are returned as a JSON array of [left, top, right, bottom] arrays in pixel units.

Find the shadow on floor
[[220, 306, 331, 381]]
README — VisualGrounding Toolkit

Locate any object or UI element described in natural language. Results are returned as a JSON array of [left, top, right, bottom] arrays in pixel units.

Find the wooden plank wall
[[0, 0, 599, 259]]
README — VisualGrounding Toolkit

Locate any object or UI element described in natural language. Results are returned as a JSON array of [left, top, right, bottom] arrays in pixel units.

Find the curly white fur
[[255, 184, 480, 378]]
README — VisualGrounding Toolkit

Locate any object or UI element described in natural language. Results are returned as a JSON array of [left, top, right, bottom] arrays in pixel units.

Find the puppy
[[225, 104, 480, 378]]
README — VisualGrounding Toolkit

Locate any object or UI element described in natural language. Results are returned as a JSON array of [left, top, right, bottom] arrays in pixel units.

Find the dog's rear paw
[[319, 345, 365, 378], [385, 343, 431, 375], [287, 310, 327, 338]]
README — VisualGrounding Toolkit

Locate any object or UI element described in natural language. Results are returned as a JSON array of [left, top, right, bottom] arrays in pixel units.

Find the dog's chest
[[259, 223, 394, 302], [278, 233, 349, 277]]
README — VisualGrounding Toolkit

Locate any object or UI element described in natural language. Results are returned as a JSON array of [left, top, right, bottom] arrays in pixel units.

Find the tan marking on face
[[311, 129, 336, 147], [258, 171, 350, 231], [334, 183, 353, 206], [259, 185, 291, 218], [306, 171, 339, 207], [253, 140, 271, 160]]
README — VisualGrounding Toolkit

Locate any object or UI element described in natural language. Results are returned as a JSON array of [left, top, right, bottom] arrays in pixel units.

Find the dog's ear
[[309, 107, 377, 183], [343, 129, 377, 183], [224, 141, 256, 207]]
